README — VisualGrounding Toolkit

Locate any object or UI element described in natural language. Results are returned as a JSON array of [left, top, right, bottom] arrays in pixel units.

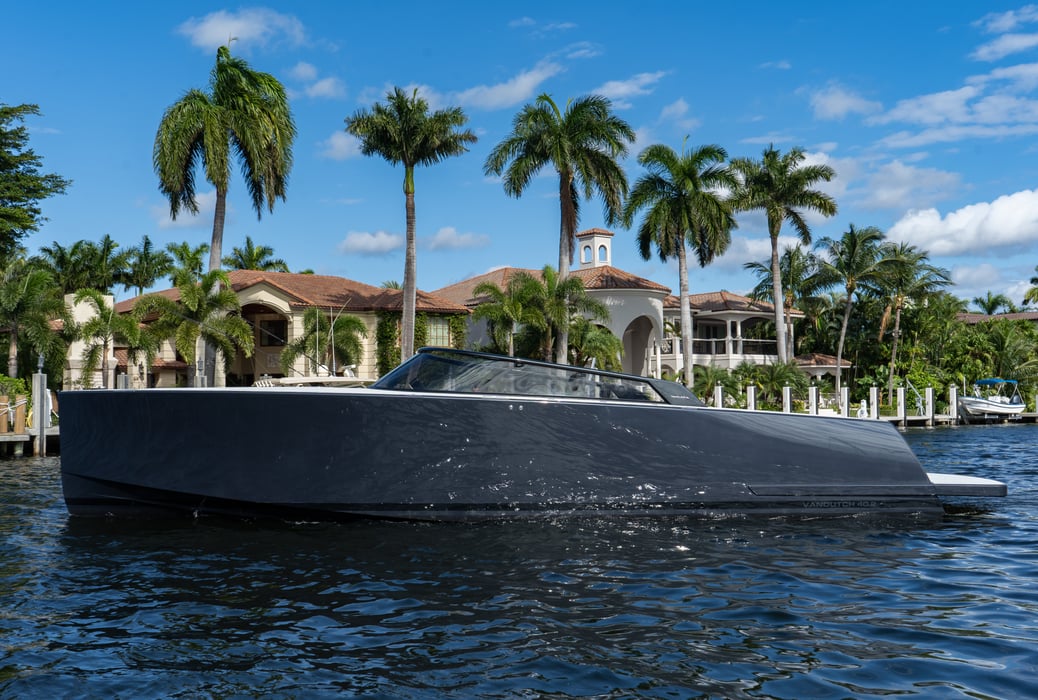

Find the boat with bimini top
[[957, 378, 1026, 424]]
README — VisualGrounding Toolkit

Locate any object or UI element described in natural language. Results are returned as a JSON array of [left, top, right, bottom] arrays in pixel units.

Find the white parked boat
[[957, 378, 1026, 423]]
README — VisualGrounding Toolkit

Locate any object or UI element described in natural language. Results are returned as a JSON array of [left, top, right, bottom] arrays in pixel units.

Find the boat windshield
[[374, 348, 666, 403]]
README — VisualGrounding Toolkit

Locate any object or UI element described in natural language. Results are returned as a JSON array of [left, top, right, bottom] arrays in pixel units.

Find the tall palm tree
[[0, 258, 66, 377], [165, 241, 210, 287], [138, 268, 254, 385], [471, 271, 544, 356], [729, 145, 837, 363], [815, 224, 886, 394], [484, 93, 634, 363], [744, 244, 831, 359], [345, 87, 476, 362], [622, 142, 735, 387], [124, 235, 173, 297], [279, 306, 367, 376], [222, 235, 289, 271], [871, 242, 951, 404], [154, 44, 295, 273], [972, 291, 1016, 315]]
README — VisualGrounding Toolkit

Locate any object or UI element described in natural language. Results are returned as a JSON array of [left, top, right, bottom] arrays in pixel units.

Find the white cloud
[[869, 86, 981, 126], [809, 83, 882, 120], [879, 123, 1038, 148], [306, 76, 346, 99], [289, 61, 318, 81], [975, 5, 1038, 34], [320, 131, 361, 160], [968, 62, 1038, 92], [856, 160, 961, 211], [177, 9, 306, 52], [887, 189, 1038, 256], [425, 226, 490, 251], [657, 99, 700, 132], [453, 60, 564, 110], [592, 71, 667, 109], [337, 230, 403, 256], [972, 33, 1038, 61]]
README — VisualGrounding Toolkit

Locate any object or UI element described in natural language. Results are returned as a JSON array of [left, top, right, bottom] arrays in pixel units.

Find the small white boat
[[957, 378, 1026, 423]]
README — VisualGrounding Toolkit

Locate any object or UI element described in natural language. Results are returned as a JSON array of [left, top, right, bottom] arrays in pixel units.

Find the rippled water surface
[[3, 424, 1038, 698]]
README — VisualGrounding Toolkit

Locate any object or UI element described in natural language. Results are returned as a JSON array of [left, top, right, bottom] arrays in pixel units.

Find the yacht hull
[[60, 387, 959, 521]]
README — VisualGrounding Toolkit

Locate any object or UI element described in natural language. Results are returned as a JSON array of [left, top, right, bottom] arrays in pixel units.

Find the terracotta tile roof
[[575, 227, 614, 238], [432, 265, 670, 308], [794, 352, 851, 368], [958, 311, 1038, 324], [664, 290, 803, 317], [571, 266, 670, 292], [115, 270, 469, 315]]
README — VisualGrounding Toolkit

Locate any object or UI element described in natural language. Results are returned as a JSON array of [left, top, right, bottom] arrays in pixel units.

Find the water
[[2, 425, 1038, 698]]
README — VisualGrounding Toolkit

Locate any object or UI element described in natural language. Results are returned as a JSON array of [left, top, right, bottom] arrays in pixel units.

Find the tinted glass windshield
[[374, 349, 665, 403]]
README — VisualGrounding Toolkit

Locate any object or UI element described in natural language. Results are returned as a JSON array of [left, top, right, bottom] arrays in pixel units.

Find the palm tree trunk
[[401, 176, 418, 361], [508, 321, 516, 357], [835, 295, 853, 395], [7, 330, 17, 378], [769, 227, 788, 364], [555, 175, 576, 365], [886, 305, 903, 405], [209, 188, 228, 272], [678, 245, 694, 388]]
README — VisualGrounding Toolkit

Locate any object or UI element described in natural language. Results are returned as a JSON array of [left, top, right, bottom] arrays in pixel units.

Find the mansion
[[65, 228, 841, 389]]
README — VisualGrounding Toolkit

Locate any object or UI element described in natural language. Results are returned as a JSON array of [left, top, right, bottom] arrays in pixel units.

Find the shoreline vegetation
[[4, 45, 1038, 412]]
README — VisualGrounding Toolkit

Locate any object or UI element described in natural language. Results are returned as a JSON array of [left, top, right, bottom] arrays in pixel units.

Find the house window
[[582, 245, 592, 263], [259, 319, 287, 346], [598, 244, 608, 262], [427, 316, 451, 347]]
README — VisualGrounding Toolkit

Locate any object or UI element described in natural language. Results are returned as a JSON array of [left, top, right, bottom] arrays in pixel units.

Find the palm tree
[[515, 265, 610, 362], [484, 93, 634, 363], [622, 142, 735, 387], [279, 306, 367, 376], [693, 363, 734, 405], [154, 44, 295, 273], [345, 87, 476, 362], [124, 235, 173, 296], [138, 268, 254, 385], [972, 291, 1016, 315], [814, 224, 886, 395], [568, 316, 622, 370], [471, 271, 544, 356], [0, 258, 66, 377], [35, 240, 93, 295], [165, 241, 210, 287], [90, 234, 130, 294], [729, 145, 837, 363], [745, 244, 831, 359], [1024, 266, 1038, 307], [871, 242, 951, 404], [222, 235, 289, 271], [72, 288, 158, 389]]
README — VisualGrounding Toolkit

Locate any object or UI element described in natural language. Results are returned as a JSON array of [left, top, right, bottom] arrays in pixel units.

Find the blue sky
[[7, 2, 1038, 307]]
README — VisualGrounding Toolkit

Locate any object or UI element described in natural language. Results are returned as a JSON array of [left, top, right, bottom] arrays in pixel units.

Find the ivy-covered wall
[[375, 312, 400, 377]]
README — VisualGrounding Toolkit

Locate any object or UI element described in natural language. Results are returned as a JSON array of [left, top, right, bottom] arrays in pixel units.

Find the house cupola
[[577, 228, 613, 269]]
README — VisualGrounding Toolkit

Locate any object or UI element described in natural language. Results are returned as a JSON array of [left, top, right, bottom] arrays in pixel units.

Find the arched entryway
[[621, 316, 654, 376], [229, 302, 291, 386]]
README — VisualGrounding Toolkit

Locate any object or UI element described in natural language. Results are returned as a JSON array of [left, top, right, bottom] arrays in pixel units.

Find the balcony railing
[[659, 337, 778, 357]]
